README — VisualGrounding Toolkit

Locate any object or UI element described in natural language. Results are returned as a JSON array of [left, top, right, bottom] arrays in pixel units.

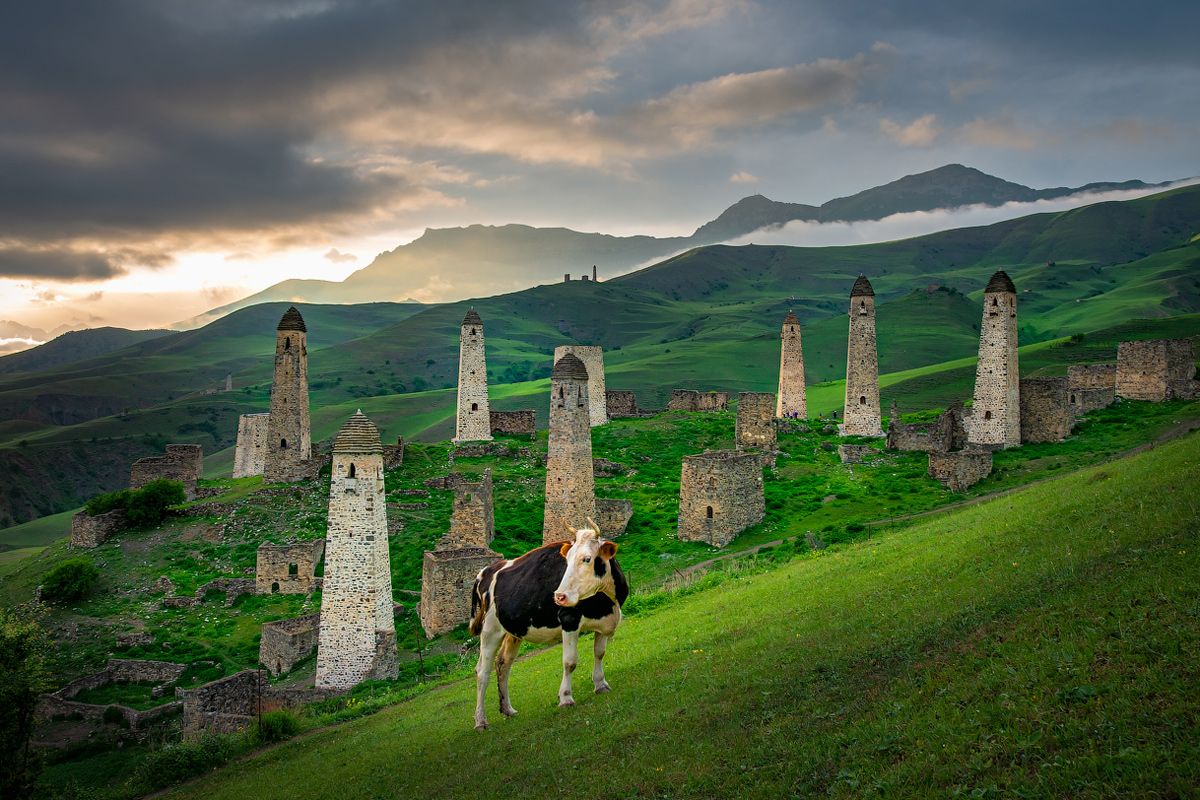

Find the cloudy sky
[[1, 0, 1197, 336]]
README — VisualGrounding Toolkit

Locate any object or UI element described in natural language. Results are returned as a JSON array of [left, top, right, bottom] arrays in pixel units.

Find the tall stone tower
[[842, 276, 883, 436], [264, 306, 312, 483], [553, 345, 608, 426], [776, 311, 806, 419], [542, 353, 596, 544], [316, 412, 398, 689], [969, 270, 1021, 448], [454, 308, 492, 443]]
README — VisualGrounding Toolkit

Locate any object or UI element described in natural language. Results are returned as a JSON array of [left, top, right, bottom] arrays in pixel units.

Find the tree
[[40, 558, 100, 604], [0, 606, 49, 798], [124, 479, 186, 528]]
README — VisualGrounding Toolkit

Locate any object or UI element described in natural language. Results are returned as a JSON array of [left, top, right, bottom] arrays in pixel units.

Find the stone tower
[[454, 308, 492, 443], [232, 413, 269, 478], [842, 276, 883, 436], [316, 412, 397, 689], [264, 306, 312, 483], [542, 353, 596, 544], [776, 311, 806, 419], [553, 345, 608, 426], [969, 270, 1021, 448]]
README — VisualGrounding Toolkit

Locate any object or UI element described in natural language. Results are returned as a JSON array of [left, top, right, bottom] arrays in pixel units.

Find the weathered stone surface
[[255, 540, 324, 594], [592, 458, 628, 477], [928, 449, 993, 491], [886, 401, 968, 453], [777, 311, 807, 419], [969, 271, 1021, 448], [130, 444, 203, 498], [382, 437, 405, 469], [843, 276, 884, 436], [677, 450, 764, 548], [38, 659, 186, 736], [1116, 339, 1197, 401], [555, 345, 608, 426], [260, 613, 319, 676], [838, 444, 874, 464], [178, 670, 337, 740], [116, 631, 154, 648], [1020, 377, 1072, 443], [455, 308, 492, 442], [264, 307, 313, 483], [594, 497, 633, 537], [668, 389, 730, 411], [489, 409, 536, 438], [419, 547, 499, 638], [543, 353, 596, 543], [438, 470, 494, 550], [71, 509, 126, 548], [736, 392, 777, 450], [232, 413, 269, 478], [605, 390, 641, 418]]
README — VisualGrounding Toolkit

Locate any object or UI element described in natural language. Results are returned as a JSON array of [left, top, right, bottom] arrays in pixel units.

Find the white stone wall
[[264, 330, 312, 482], [232, 413, 269, 478], [542, 375, 596, 543], [968, 291, 1021, 447], [554, 345, 608, 426], [455, 322, 492, 442], [776, 320, 806, 419], [843, 296, 883, 436]]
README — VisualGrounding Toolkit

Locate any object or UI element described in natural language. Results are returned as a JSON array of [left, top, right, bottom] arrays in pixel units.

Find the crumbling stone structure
[[442, 470, 495, 549], [70, 509, 127, 548], [969, 271, 1021, 448], [38, 659, 186, 734], [838, 444, 874, 464], [455, 308, 493, 442], [489, 409, 536, 438], [1019, 377, 1072, 443], [555, 345, 608, 426], [1116, 339, 1197, 401], [677, 450, 764, 547], [736, 392, 777, 450], [1067, 364, 1116, 415], [178, 670, 335, 739], [886, 401, 968, 453], [130, 444, 203, 498], [928, 449, 993, 491], [420, 546, 498, 638], [264, 307, 313, 482], [776, 311, 807, 419], [668, 390, 730, 411], [605, 390, 641, 418], [382, 436, 405, 469], [542, 353, 596, 543], [232, 413, 269, 478], [260, 613, 319, 676], [255, 540, 325, 594], [594, 497, 634, 537], [316, 412, 398, 689], [842, 276, 883, 436]]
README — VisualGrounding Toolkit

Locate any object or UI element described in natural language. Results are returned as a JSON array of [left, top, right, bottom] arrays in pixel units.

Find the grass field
[[152, 430, 1200, 800]]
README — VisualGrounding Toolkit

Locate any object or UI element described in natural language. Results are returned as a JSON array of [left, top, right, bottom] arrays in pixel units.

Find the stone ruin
[[260, 613, 320, 676], [178, 670, 335, 739], [927, 449, 993, 492], [1067, 364, 1116, 415], [162, 577, 256, 609], [838, 444, 875, 464], [594, 497, 634, 537], [554, 344, 608, 426], [886, 401, 968, 454], [668, 389, 730, 411], [382, 436, 405, 469], [1019, 377, 1073, 443], [130, 444, 203, 498], [677, 450, 764, 548], [968, 271, 1021, 448], [264, 306, 314, 482], [233, 413, 269, 478], [1116, 338, 1197, 402], [255, 540, 325, 594], [38, 659, 186, 736], [736, 392, 777, 450], [605, 390, 644, 418], [489, 409, 536, 438], [455, 308, 493, 443], [70, 509, 127, 548], [443, 470, 495, 549]]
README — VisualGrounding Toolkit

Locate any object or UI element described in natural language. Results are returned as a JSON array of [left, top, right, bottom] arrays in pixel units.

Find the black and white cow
[[468, 521, 629, 730]]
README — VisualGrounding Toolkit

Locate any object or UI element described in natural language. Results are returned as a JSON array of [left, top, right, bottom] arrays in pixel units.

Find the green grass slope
[[165, 431, 1200, 800]]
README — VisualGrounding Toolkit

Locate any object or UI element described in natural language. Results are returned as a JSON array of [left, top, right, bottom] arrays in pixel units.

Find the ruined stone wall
[[419, 547, 498, 638], [594, 497, 633, 537], [255, 540, 325, 594], [543, 358, 596, 543], [260, 613, 319, 676], [1067, 364, 1116, 415], [179, 670, 337, 739], [886, 402, 967, 454], [130, 444, 203, 498], [736, 392, 777, 450], [1116, 339, 1197, 401], [677, 450, 764, 548], [264, 322, 312, 483], [233, 413, 269, 478], [71, 509, 126, 548], [928, 449, 993, 491], [838, 444, 874, 464], [969, 288, 1021, 447], [776, 313, 807, 419], [843, 294, 883, 436], [555, 345, 608, 426], [489, 409, 536, 437], [382, 437, 405, 469], [605, 390, 640, 418], [1020, 377, 1072, 443], [668, 390, 729, 411], [440, 470, 495, 549], [455, 313, 492, 442]]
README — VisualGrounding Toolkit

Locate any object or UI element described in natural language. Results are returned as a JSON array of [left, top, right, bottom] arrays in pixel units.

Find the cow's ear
[[599, 541, 618, 559], [559, 542, 573, 558]]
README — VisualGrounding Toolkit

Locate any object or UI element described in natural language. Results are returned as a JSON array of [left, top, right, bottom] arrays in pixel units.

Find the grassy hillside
[[158, 430, 1200, 800]]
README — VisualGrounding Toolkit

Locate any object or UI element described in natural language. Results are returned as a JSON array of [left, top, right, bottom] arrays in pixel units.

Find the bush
[[249, 710, 302, 744], [85, 489, 131, 517], [40, 559, 101, 603], [0, 607, 49, 799], [84, 479, 185, 527], [130, 735, 242, 793]]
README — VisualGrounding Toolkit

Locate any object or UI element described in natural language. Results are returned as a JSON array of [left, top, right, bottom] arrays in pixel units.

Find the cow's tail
[[469, 573, 489, 637]]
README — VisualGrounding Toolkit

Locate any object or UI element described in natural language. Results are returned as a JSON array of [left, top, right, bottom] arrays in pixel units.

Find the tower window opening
[[471, 402, 478, 411], [991, 297, 998, 307], [271, 582, 279, 593], [470, 328, 476, 336], [285, 338, 290, 350], [288, 563, 298, 576], [280, 438, 287, 449], [706, 506, 714, 519], [859, 396, 867, 405], [1071, 394, 1076, 403], [348, 463, 356, 478], [984, 410, 993, 420]]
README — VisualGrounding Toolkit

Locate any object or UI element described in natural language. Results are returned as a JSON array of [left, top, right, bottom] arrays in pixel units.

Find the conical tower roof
[[783, 310, 799, 326], [332, 410, 382, 454], [552, 352, 589, 381], [462, 308, 483, 326], [985, 270, 1016, 293], [850, 275, 874, 297], [277, 306, 307, 332]]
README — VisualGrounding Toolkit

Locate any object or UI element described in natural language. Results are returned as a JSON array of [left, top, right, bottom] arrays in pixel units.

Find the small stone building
[[70, 509, 127, 548], [886, 401, 968, 453], [677, 450, 764, 548], [455, 308, 493, 443], [130, 444, 203, 498], [736, 392, 777, 450], [264, 306, 313, 482], [232, 413, 269, 478], [489, 409, 536, 438], [1019, 377, 1072, 443], [420, 547, 499, 638], [605, 390, 641, 418], [668, 390, 730, 411], [260, 613, 319, 676], [1116, 339, 1197, 401], [255, 540, 325, 594], [1067, 364, 1116, 415], [928, 449, 993, 491], [554, 345, 608, 426]]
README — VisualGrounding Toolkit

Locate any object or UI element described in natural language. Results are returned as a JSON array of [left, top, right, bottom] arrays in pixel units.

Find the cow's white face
[[553, 525, 618, 607]]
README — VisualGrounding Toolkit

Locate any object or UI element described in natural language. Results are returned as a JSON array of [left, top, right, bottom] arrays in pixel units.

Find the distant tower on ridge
[[968, 270, 1021, 448], [316, 411, 398, 689], [454, 308, 492, 443], [841, 276, 883, 436], [592, 265, 598, 282], [542, 353, 596, 543], [264, 306, 312, 482], [776, 310, 806, 419]]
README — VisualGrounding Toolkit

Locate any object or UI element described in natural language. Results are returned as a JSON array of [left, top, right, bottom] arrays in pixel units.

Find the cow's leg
[[592, 632, 612, 694], [496, 634, 520, 717], [558, 629, 579, 707], [474, 621, 504, 730]]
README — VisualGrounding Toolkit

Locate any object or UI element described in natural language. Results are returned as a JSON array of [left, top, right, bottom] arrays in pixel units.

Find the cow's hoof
[[594, 682, 611, 694], [501, 706, 518, 718], [558, 696, 575, 708], [475, 720, 489, 731]]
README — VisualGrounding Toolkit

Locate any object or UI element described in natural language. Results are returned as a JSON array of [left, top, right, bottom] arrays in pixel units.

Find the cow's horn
[[586, 516, 601, 536], [564, 522, 578, 535]]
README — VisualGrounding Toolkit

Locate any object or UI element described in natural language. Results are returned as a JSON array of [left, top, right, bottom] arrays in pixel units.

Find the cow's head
[[554, 519, 619, 607]]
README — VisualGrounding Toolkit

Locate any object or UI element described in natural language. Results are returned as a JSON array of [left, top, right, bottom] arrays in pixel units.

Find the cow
[[468, 519, 629, 730]]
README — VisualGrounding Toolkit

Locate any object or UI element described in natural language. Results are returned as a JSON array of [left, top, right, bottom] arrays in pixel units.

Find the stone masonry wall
[[1020, 377, 1072, 443], [1067, 364, 1116, 415], [543, 360, 596, 543], [594, 497, 633, 537], [489, 409, 536, 438], [969, 287, 1021, 447], [887, 402, 967, 453], [420, 547, 499, 638], [668, 390, 730, 411], [264, 322, 312, 482], [555, 345, 608, 426], [255, 540, 325, 594], [441, 470, 495, 549], [736, 392, 777, 450], [233, 413, 269, 478], [843, 294, 883, 436], [928, 449, 993, 491], [455, 313, 492, 442], [179, 670, 337, 739], [260, 613, 319, 676], [777, 313, 807, 419], [130, 444, 203, 498], [1116, 339, 1197, 401], [71, 509, 127, 548], [677, 450, 764, 548], [605, 390, 640, 418]]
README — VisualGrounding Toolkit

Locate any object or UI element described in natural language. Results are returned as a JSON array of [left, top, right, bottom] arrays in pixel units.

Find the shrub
[[85, 489, 131, 517], [40, 559, 101, 603], [0, 608, 49, 799], [249, 710, 303, 744], [125, 479, 186, 527], [130, 735, 242, 793]]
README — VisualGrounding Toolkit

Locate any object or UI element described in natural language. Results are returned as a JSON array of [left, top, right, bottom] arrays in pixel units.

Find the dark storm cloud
[[0, 247, 126, 281]]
